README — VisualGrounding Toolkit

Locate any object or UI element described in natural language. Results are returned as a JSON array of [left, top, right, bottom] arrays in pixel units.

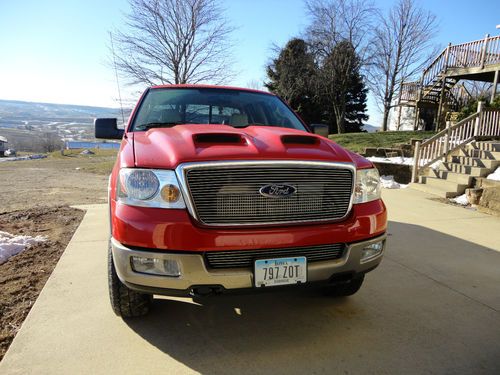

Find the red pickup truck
[[95, 85, 387, 318]]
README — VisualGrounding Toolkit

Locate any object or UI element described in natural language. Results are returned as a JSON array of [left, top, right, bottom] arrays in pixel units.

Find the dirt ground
[[0, 151, 115, 360], [0, 206, 85, 360], [0, 151, 114, 213]]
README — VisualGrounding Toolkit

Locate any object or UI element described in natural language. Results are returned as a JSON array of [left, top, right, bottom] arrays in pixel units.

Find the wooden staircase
[[399, 35, 500, 129]]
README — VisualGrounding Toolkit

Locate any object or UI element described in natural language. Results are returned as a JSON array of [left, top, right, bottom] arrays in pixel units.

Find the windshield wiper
[[136, 122, 184, 130]]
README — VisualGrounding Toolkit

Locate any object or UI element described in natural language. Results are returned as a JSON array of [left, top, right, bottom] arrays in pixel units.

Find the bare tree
[[463, 81, 492, 100], [245, 79, 265, 91], [40, 132, 63, 153], [112, 0, 235, 86], [368, 0, 438, 131], [305, 0, 375, 62]]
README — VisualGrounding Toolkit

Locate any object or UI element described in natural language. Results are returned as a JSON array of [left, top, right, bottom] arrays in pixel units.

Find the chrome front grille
[[205, 243, 345, 269], [181, 162, 354, 226]]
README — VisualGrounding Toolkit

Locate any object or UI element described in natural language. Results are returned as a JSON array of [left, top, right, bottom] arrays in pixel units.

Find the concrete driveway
[[1, 189, 499, 374]]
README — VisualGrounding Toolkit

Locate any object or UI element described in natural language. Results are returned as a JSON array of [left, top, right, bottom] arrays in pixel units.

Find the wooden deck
[[398, 35, 500, 131]]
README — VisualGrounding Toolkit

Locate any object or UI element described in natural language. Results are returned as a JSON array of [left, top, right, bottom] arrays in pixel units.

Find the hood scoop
[[281, 134, 320, 146], [193, 133, 247, 145]]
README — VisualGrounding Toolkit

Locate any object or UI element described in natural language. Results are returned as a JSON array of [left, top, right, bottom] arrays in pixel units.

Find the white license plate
[[254, 257, 307, 287]]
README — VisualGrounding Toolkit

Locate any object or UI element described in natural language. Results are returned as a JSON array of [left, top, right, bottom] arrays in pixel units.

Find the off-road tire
[[325, 274, 365, 297], [108, 243, 152, 318]]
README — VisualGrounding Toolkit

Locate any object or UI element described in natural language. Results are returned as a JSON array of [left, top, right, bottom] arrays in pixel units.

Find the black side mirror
[[95, 118, 124, 140], [310, 124, 329, 137]]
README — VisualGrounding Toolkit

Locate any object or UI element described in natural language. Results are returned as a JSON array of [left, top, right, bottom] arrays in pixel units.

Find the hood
[[132, 125, 372, 169]]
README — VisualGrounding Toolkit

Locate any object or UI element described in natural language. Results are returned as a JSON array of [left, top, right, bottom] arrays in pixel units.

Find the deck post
[[491, 70, 499, 104], [396, 105, 403, 131], [413, 106, 420, 131], [413, 77, 423, 130], [480, 34, 490, 69], [411, 141, 421, 183], [436, 77, 447, 131]]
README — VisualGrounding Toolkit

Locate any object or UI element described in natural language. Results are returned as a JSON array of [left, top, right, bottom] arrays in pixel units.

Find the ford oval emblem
[[259, 184, 297, 198]]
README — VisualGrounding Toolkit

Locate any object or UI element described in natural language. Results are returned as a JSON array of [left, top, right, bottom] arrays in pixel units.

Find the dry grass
[[329, 131, 436, 154], [48, 148, 118, 175]]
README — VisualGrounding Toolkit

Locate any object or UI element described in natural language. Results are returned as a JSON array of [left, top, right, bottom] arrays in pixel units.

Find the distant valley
[[0, 99, 130, 152]]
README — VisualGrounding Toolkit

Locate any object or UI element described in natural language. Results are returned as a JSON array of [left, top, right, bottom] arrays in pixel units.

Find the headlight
[[353, 168, 381, 204], [121, 169, 159, 200], [117, 168, 186, 209]]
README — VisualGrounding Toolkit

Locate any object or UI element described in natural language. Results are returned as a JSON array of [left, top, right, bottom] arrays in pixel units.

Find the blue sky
[[0, 0, 499, 126]]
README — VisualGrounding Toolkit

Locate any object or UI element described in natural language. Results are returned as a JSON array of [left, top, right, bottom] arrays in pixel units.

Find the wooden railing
[[400, 81, 420, 102], [411, 105, 500, 182], [422, 48, 448, 87], [448, 38, 486, 68]]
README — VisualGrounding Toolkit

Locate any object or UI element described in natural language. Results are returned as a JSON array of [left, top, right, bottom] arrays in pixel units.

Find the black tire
[[324, 274, 365, 297], [108, 243, 152, 318]]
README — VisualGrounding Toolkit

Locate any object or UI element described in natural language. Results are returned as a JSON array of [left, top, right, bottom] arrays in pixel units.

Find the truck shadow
[[125, 287, 364, 374], [124, 221, 500, 374]]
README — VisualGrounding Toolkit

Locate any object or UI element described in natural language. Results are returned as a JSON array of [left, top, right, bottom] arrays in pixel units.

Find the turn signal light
[[161, 184, 180, 203]]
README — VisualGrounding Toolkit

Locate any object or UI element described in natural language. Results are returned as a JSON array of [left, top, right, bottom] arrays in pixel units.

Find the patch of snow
[[486, 167, 500, 181], [367, 156, 413, 165], [428, 160, 443, 171], [0, 231, 47, 264], [0, 154, 47, 163], [380, 175, 408, 189], [449, 194, 469, 206]]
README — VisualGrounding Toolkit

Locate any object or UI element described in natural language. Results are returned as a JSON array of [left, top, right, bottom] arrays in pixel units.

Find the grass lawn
[[48, 148, 118, 174], [329, 131, 436, 154]]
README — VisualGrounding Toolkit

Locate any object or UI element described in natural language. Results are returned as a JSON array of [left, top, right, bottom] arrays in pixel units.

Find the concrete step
[[440, 162, 490, 177], [419, 176, 468, 196], [469, 141, 500, 152], [410, 182, 461, 198], [450, 156, 500, 169], [425, 169, 473, 185], [459, 149, 500, 160]]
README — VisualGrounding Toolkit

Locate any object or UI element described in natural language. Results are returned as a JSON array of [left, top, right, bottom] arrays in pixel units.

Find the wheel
[[108, 243, 152, 318], [324, 274, 365, 297]]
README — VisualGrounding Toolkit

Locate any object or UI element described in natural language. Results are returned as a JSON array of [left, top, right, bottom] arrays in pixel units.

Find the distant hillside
[[0, 100, 130, 152], [363, 123, 380, 133], [0, 99, 129, 127]]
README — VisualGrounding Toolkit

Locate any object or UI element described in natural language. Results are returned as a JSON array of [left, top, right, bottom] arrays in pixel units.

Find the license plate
[[254, 257, 307, 287]]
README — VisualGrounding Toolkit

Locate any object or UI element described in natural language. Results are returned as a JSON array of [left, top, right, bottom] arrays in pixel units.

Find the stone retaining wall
[[474, 178, 500, 216]]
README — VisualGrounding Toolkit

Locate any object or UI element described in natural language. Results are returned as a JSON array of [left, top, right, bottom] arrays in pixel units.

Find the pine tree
[[318, 41, 367, 133], [266, 38, 369, 133], [265, 39, 320, 125], [345, 69, 369, 132]]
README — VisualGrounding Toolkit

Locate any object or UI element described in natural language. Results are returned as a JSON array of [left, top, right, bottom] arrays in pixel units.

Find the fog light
[[131, 256, 181, 277], [360, 241, 384, 263]]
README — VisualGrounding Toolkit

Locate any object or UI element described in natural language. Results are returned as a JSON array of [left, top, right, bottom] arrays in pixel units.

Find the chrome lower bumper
[[111, 234, 386, 294]]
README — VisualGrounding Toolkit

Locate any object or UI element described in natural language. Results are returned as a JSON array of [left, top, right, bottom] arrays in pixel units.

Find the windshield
[[131, 88, 307, 132]]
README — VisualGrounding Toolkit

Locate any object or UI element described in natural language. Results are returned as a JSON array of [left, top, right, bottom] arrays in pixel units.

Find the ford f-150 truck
[[95, 85, 387, 318]]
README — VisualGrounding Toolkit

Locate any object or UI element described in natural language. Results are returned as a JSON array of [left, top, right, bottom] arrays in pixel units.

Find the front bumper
[[111, 234, 386, 296]]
